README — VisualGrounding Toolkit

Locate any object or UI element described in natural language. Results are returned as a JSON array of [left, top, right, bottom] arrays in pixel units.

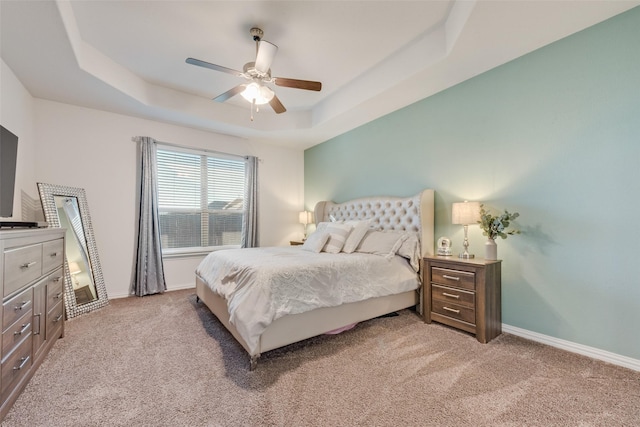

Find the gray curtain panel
[[131, 137, 167, 296], [241, 155, 259, 248]]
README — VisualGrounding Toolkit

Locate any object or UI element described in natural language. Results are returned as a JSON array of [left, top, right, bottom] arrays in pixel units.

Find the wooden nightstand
[[290, 240, 304, 246], [423, 256, 502, 343]]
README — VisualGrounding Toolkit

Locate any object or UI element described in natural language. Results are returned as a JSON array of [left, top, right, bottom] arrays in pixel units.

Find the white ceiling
[[1, 1, 638, 149]]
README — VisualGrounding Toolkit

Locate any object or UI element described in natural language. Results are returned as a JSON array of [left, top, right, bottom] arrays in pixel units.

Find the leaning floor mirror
[[38, 183, 109, 318]]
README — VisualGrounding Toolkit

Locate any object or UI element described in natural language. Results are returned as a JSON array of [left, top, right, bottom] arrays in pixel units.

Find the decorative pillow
[[301, 231, 330, 253], [322, 223, 353, 254], [342, 220, 372, 254], [355, 230, 409, 259], [396, 232, 421, 272], [314, 222, 329, 234]]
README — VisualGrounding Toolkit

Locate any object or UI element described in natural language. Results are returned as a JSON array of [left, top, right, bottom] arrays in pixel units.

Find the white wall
[[30, 100, 304, 298], [1, 59, 37, 221]]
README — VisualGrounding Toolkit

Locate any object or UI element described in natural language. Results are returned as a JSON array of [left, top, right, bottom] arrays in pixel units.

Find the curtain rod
[[131, 136, 249, 161]]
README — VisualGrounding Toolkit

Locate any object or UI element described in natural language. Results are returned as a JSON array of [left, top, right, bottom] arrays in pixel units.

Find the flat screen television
[[0, 125, 19, 218]]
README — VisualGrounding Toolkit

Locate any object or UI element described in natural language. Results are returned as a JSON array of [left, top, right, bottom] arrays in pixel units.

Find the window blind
[[156, 148, 246, 253]]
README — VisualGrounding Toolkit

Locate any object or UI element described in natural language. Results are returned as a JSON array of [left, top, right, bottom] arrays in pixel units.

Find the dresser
[[0, 228, 65, 420], [423, 256, 501, 343]]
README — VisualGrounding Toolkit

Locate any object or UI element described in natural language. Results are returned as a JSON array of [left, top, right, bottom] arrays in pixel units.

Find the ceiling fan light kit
[[241, 82, 274, 105], [186, 27, 322, 120]]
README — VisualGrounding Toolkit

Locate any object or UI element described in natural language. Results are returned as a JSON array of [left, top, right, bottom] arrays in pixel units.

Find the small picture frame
[[437, 236, 452, 256]]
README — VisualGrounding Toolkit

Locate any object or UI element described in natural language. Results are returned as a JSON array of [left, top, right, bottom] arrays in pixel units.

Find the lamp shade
[[69, 261, 81, 275], [452, 201, 481, 225], [299, 211, 313, 225]]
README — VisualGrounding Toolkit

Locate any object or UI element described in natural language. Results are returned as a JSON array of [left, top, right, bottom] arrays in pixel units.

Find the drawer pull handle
[[20, 261, 37, 269], [55, 292, 63, 300], [14, 322, 31, 336], [442, 274, 460, 281], [15, 301, 30, 311], [53, 276, 62, 283], [443, 306, 461, 314], [13, 356, 30, 371], [50, 252, 58, 257], [34, 314, 42, 335], [54, 314, 63, 323], [442, 292, 460, 299]]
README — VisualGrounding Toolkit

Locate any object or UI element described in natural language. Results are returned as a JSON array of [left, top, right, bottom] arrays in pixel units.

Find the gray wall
[[305, 8, 640, 360]]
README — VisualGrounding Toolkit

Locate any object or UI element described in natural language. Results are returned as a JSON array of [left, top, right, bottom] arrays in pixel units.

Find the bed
[[195, 189, 434, 369]]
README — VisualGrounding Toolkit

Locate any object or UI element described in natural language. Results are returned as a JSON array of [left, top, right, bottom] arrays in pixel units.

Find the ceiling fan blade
[[254, 41, 278, 74], [269, 94, 286, 114], [274, 77, 322, 91], [186, 58, 244, 77], [213, 85, 246, 103]]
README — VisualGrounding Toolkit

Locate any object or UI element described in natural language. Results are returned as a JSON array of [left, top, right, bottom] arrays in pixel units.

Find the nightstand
[[423, 256, 502, 343], [290, 240, 304, 246]]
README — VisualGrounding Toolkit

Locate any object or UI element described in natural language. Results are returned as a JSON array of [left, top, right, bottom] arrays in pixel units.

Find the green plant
[[478, 204, 520, 240]]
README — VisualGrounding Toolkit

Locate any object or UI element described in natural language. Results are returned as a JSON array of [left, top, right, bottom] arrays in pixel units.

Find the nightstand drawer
[[432, 284, 475, 308], [432, 299, 475, 325], [431, 267, 475, 291]]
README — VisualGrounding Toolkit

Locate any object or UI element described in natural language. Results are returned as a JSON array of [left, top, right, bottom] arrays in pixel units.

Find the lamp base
[[458, 252, 475, 259]]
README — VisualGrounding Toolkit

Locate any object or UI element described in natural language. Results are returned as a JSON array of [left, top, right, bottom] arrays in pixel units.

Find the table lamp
[[452, 201, 481, 259], [298, 211, 313, 240]]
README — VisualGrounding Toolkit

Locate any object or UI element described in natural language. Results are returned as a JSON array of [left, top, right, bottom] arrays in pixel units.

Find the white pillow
[[355, 230, 409, 259], [301, 231, 330, 253], [322, 223, 353, 254], [342, 220, 372, 253], [314, 222, 329, 233], [396, 232, 421, 272]]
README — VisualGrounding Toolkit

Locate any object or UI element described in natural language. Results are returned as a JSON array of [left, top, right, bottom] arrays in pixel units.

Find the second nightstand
[[290, 240, 304, 246], [423, 256, 502, 343]]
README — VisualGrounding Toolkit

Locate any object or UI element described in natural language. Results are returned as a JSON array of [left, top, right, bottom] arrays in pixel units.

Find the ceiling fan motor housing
[[250, 27, 264, 41]]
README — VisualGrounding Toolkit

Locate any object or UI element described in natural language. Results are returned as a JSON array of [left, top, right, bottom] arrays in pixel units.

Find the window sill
[[161, 246, 240, 259]]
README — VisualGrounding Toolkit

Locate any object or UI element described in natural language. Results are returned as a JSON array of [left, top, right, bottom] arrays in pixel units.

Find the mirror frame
[[37, 183, 109, 318]]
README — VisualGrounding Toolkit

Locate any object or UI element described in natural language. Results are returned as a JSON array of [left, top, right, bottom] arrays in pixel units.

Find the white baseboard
[[503, 324, 640, 372]]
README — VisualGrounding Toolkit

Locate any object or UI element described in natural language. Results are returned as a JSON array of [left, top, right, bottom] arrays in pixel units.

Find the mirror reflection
[[54, 196, 98, 305]]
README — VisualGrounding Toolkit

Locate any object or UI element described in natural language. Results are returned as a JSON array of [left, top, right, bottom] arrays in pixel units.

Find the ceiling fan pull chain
[[250, 99, 256, 121]]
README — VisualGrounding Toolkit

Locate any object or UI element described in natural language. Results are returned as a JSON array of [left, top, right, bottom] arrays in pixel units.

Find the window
[[156, 146, 246, 255]]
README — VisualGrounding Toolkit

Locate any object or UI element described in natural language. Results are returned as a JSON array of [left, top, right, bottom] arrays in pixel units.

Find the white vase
[[485, 238, 497, 260]]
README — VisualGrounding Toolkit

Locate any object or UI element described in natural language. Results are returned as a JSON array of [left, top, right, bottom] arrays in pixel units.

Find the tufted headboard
[[313, 189, 434, 257]]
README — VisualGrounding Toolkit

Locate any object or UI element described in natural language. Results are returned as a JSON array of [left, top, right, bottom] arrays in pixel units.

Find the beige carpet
[[2, 289, 639, 426]]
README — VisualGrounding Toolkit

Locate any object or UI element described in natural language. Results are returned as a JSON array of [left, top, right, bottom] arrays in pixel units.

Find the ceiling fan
[[186, 27, 322, 119]]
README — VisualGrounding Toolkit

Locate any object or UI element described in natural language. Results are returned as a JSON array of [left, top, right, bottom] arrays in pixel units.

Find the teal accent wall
[[305, 8, 640, 360]]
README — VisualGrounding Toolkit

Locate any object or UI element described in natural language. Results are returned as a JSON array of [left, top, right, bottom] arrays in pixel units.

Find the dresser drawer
[[3, 244, 42, 297], [432, 284, 475, 308], [46, 301, 64, 340], [431, 267, 475, 291], [46, 270, 65, 309], [41, 239, 64, 274], [1, 334, 32, 399], [1, 310, 32, 358], [2, 287, 33, 332], [432, 299, 475, 325]]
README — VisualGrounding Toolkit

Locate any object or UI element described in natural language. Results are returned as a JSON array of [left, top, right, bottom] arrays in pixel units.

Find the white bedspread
[[195, 247, 420, 354]]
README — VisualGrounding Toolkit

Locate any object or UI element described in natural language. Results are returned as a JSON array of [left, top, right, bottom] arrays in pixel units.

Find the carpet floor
[[1, 289, 639, 426]]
